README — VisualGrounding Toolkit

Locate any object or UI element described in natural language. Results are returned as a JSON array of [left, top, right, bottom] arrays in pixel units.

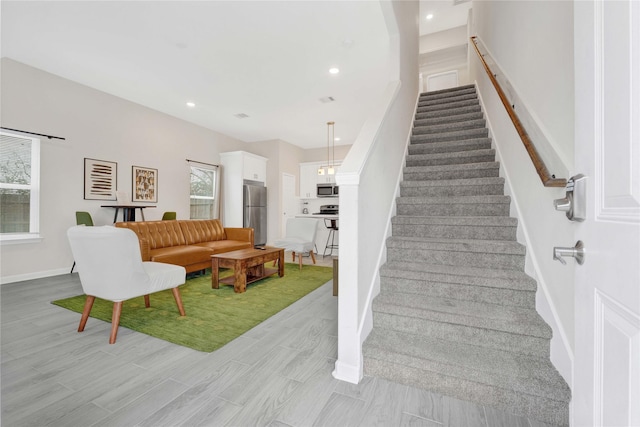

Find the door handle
[[553, 241, 585, 265]]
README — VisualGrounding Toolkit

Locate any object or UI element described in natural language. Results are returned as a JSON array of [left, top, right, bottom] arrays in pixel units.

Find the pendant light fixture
[[318, 121, 336, 175]]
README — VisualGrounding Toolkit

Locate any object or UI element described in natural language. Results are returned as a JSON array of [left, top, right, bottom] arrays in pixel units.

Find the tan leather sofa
[[115, 219, 254, 273]]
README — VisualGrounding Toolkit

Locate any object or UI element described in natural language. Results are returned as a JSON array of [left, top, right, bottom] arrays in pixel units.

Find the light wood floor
[[1, 268, 558, 427]]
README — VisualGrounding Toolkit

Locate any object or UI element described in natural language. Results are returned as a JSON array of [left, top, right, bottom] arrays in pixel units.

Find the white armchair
[[67, 225, 186, 344], [274, 218, 319, 270]]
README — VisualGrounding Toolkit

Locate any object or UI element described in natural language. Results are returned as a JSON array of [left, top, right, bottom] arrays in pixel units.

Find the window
[[0, 131, 41, 243], [189, 164, 218, 219]]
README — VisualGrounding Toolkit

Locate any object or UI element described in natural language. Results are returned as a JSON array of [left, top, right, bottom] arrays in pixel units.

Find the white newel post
[[332, 175, 362, 383]]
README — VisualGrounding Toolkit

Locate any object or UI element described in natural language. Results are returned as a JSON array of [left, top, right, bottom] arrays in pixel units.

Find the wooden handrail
[[470, 36, 566, 188]]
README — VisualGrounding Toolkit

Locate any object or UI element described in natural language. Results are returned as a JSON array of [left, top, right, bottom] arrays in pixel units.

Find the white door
[[573, 1, 640, 426], [281, 173, 297, 238]]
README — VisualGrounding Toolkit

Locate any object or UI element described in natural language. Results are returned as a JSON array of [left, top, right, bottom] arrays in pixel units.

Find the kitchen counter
[[295, 214, 338, 219]]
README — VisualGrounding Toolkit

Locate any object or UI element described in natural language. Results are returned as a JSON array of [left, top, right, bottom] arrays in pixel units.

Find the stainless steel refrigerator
[[243, 182, 267, 247]]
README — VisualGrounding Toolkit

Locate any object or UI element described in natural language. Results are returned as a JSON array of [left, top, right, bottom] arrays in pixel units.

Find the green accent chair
[[162, 211, 177, 220], [70, 211, 94, 273]]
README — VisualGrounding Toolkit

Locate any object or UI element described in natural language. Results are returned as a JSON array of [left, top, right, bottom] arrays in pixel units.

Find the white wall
[[0, 54, 349, 284], [0, 59, 321, 283], [469, 1, 576, 384], [420, 25, 467, 53], [472, 0, 574, 172], [419, 25, 470, 91]]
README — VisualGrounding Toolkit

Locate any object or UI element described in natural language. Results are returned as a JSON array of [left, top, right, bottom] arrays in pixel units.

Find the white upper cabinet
[[220, 151, 268, 185], [220, 151, 268, 227], [242, 153, 267, 183], [299, 161, 340, 199]]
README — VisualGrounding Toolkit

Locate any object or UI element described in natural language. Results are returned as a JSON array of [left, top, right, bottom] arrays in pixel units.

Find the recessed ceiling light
[[186, 102, 196, 108], [329, 67, 340, 75], [334, 137, 341, 141], [426, 14, 434, 20]]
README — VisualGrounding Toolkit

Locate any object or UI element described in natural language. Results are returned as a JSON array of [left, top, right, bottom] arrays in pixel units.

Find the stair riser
[[415, 105, 481, 120], [372, 312, 550, 357], [406, 154, 496, 167], [408, 140, 492, 155], [403, 168, 500, 181], [413, 120, 486, 135], [386, 247, 524, 270], [417, 99, 480, 113], [379, 264, 536, 291], [363, 344, 570, 404], [379, 278, 534, 307], [396, 203, 510, 217], [363, 358, 568, 426], [420, 85, 476, 99], [391, 223, 517, 241], [400, 184, 504, 198], [414, 111, 484, 127], [411, 129, 489, 143], [418, 93, 478, 107]]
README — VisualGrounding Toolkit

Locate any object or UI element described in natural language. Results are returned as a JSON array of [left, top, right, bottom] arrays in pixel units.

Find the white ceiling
[[2, 1, 468, 150], [419, 0, 471, 36]]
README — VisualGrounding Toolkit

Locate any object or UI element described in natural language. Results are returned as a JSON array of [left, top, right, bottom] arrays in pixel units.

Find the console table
[[101, 205, 156, 222]]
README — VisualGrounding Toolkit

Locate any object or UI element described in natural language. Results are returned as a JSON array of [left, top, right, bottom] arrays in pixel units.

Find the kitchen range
[[313, 204, 338, 216]]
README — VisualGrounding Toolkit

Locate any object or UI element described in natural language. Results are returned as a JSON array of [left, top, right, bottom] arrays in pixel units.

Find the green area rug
[[52, 263, 332, 352]]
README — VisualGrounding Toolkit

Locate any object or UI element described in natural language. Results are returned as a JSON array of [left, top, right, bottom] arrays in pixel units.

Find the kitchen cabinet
[[220, 151, 268, 227], [299, 161, 341, 199], [300, 163, 319, 199]]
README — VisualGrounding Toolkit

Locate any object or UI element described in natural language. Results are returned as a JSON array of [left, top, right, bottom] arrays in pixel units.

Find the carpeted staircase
[[362, 84, 571, 426]]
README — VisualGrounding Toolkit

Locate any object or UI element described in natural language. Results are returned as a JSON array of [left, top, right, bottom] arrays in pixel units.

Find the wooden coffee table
[[211, 247, 284, 293]]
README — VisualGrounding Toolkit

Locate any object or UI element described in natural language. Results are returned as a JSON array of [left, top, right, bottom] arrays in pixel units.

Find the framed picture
[[132, 166, 158, 202], [84, 158, 117, 200]]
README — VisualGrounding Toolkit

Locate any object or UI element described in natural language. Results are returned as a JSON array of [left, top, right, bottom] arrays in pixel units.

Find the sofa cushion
[[116, 220, 186, 249], [150, 245, 213, 266], [179, 219, 226, 245], [194, 239, 252, 254]]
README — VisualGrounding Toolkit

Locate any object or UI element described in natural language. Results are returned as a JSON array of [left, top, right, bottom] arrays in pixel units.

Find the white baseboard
[[1, 268, 70, 285], [332, 360, 362, 384]]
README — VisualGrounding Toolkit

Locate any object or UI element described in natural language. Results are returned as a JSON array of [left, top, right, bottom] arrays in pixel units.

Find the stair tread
[[408, 137, 492, 150], [414, 111, 484, 127], [386, 235, 525, 254], [380, 260, 535, 285], [417, 99, 480, 113], [413, 119, 486, 135], [397, 194, 511, 205], [407, 148, 494, 158], [415, 105, 481, 120], [363, 329, 571, 401], [411, 128, 488, 142], [401, 176, 504, 188], [418, 93, 478, 107], [420, 84, 476, 97], [404, 162, 500, 172], [373, 293, 551, 338], [392, 215, 517, 226]]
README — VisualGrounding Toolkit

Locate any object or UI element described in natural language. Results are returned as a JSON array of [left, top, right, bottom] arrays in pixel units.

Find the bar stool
[[323, 218, 339, 258]]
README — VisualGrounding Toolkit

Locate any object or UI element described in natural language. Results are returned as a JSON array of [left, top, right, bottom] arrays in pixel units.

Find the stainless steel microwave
[[317, 183, 338, 197]]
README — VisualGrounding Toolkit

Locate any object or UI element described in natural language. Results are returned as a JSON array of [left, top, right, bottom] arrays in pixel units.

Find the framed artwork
[[84, 158, 117, 200], [132, 166, 157, 202]]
